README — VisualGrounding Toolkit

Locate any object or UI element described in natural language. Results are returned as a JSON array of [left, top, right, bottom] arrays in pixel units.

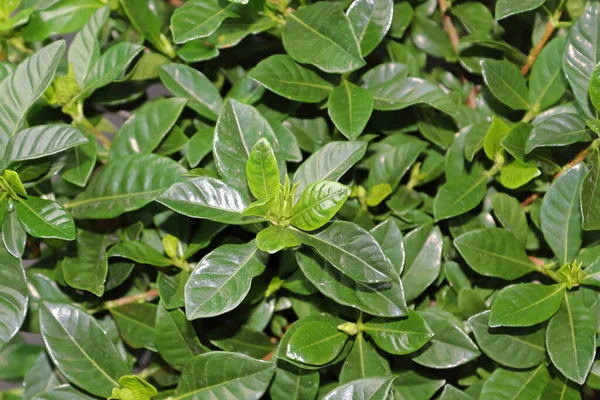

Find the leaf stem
[[87, 289, 159, 314], [529, 256, 561, 282], [438, 0, 460, 55]]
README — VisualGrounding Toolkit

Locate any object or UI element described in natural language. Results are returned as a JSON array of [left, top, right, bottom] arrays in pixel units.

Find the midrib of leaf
[[531, 65, 562, 108], [363, 326, 428, 336], [563, 294, 581, 379], [232, 105, 251, 156], [456, 241, 535, 269], [160, 196, 241, 213], [487, 67, 530, 109], [292, 332, 345, 354], [288, 13, 358, 61], [293, 368, 303, 400], [291, 189, 346, 221], [440, 174, 487, 216], [343, 80, 354, 131], [562, 181, 579, 265], [510, 363, 545, 400], [66, 188, 166, 209], [48, 310, 120, 387], [18, 200, 68, 236], [258, 76, 332, 91], [165, 312, 196, 359], [495, 284, 565, 323], [172, 368, 271, 400], [192, 248, 258, 310], [176, 3, 234, 40], [111, 308, 154, 334], [165, 74, 217, 113]]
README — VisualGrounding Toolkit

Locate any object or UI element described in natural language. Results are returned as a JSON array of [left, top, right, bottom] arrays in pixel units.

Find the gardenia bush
[[0, 0, 600, 399]]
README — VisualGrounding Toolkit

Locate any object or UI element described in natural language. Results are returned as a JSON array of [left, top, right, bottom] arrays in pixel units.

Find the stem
[[521, 0, 565, 75], [87, 289, 159, 314], [529, 256, 561, 282], [80, 115, 112, 149], [438, 0, 460, 55]]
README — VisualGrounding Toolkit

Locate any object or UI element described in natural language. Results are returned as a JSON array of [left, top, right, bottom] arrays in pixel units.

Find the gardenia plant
[[0, 0, 599, 399]]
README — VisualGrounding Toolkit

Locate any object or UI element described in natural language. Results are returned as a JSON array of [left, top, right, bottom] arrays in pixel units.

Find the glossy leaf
[[495, 0, 546, 19], [107, 241, 172, 267], [291, 181, 350, 231], [322, 376, 395, 400], [401, 224, 443, 302], [0, 248, 26, 350], [530, 35, 567, 110], [581, 150, 600, 230], [526, 113, 593, 153], [246, 138, 280, 200], [480, 364, 550, 400], [363, 311, 433, 355], [2, 207, 26, 258], [433, 173, 487, 220], [269, 362, 319, 400], [347, 0, 393, 56], [171, 0, 239, 43], [481, 59, 530, 110], [156, 304, 205, 370], [63, 230, 110, 296], [17, 197, 75, 241], [111, 303, 157, 351], [286, 320, 348, 365], [328, 81, 373, 140]]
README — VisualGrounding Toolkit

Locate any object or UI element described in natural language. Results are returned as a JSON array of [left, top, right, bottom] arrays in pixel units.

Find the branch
[[439, 0, 460, 55], [88, 289, 159, 314], [521, 21, 555, 75]]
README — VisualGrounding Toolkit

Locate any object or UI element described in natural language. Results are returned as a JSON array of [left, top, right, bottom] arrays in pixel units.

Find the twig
[[169, 0, 184, 6], [521, 21, 555, 75], [88, 289, 159, 314], [439, 0, 460, 55]]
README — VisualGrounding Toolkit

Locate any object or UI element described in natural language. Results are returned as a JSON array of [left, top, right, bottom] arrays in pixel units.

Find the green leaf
[[481, 59, 530, 110], [171, 0, 239, 44], [16, 197, 75, 241], [526, 114, 593, 153], [411, 14, 454, 59], [369, 77, 459, 116], [501, 122, 532, 162], [546, 292, 597, 384], [322, 376, 395, 400], [185, 241, 267, 319], [433, 173, 487, 220], [67, 6, 109, 86], [210, 325, 274, 359], [454, 228, 534, 280], [412, 311, 480, 369], [495, 0, 546, 19], [32, 384, 97, 400], [177, 41, 219, 63], [339, 333, 390, 383], [110, 303, 157, 351], [68, 154, 186, 219], [0, 247, 26, 350], [294, 141, 367, 198], [389, 2, 414, 38], [438, 385, 472, 400], [499, 159, 541, 189], [160, 64, 223, 121], [1, 124, 87, 168], [256, 225, 300, 254], [581, 150, 600, 230], [480, 364, 550, 400], [401, 224, 443, 302], [483, 116, 510, 160], [541, 378, 582, 400], [120, 0, 175, 58], [328, 81, 373, 141], [61, 127, 97, 187], [107, 241, 172, 267], [359, 63, 408, 88], [296, 221, 394, 284], [2, 207, 26, 258], [271, 120, 303, 163], [248, 55, 333, 103], [157, 177, 259, 225], [282, 2, 365, 73], [79, 42, 144, 100], [491, 193, 529, 245], [286, 320, 348, 365], [367, 137, 428, 191], [284, 116, 331, 153], [370, 218, 404, 274], [246, 138, 280, 200], [214, 99, 285, 192], [156, 304, 205, 370], [291, 181, 350, 231], [23, 354, 61, 400], [347, 0, 393, 56], [564, 3, 600, 117], [468, 311, 546, 369], [363, 311, 433, 355], [452, 2, 495, 33], [63, 230, 110, 297], [39, 302, 129, 398], [269, 362, 319, 400], [489, 283, 567, 327], [0, 41, 65, 149], [541, 164, 586, 265], [109, 375, 157, 400], [186, 128, 214, 168], [174, 352, 275, 399], [109, 98, 187, 160], [296, 250, 408, 318], [530, 35, 567, 110]]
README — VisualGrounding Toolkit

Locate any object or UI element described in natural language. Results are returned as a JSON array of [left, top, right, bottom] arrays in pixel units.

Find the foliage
[[0, 0, 599, 399]]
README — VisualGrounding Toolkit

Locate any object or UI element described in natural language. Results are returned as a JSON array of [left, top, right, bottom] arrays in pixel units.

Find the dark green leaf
[[481, 59, 530, 110], [363, 311, 433, 355], [0, 248, 26, 350], [328, 81, 373, 140]]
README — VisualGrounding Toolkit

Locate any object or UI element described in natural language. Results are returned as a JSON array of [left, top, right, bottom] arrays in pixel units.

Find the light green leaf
[[160, 64, 223, 121], [2, 206, 26, 258], [328, 81, 373, 141], [401, 224, 443, 302], [109, 98, 187, 160], [39, 302, 129, 398], [359, 63, 408, 88], [174, 352, 275, 400], [176, 41, 219, 63], [171, 0, 239, 44], [186, 128, 214, 168], [480, 364, 550, 400], [296, 221, 394, 284], [68, 154, 186, 219], [156, 304, 205, 370], [412, 311, 480, 369], [483, 116, 510, 160], [282, 2, 365, 73], [294, 141, 367, 199], [291, 181, 350, 231], [286, 320, 348, 365], [296, 250, 408, 318], [546, 292, 597, 384], [246, 138, 280, 200], [256, 225, 300, 254], [248, 55, 333, 103], [157, 177, 259, 225], [363, 311, 433, 355], [499, 159, 541, 189], [347, 0, 393, 56], [489, 283, 566, 327], [433, 173, 487, 220], [541, 164, 586, 265], [0, 247, 26, 350], [468, 311, 546, 369], [185, 241, 267, 319], [0, 41, 65, 149], [16, 197, 74, 241], [481, 59, 530, 110], [454, 228, 534, 279]]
